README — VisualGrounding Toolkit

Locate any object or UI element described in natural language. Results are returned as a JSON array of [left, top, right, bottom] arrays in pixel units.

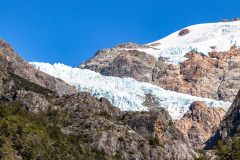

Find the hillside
[[0, 39, 197, 159], [28, 21, 240, 150]]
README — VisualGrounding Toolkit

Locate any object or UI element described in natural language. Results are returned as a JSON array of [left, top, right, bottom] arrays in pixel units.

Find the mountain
[[30, 21, 240, 149], [1, 20, 240, 159], [80, 21, 240, 102], [0, 40, 197, 159], [73, 21, 240, 150]]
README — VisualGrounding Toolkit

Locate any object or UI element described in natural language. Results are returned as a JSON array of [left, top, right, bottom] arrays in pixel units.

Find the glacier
[[121, 21, 240, 64], [30, 62, 231, 120]]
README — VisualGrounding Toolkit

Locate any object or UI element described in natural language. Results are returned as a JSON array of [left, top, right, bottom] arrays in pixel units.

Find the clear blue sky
[[0, 0, 239, 66]]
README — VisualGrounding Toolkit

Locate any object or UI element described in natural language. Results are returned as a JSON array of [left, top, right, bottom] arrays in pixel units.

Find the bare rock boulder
[[178, 28, 190, 36]]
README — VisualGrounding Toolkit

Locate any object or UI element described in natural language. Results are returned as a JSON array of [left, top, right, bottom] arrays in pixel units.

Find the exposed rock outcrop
[[178, 28, 190, 36], [206, 90, 240, 149], [0, 39, 76, 96], [175, 101, 226, 149], [0, 83, 198, 159], [15, 90, 50, 113], [80, 45, 240, 102], [81, 48, 157, 82], [58, 93, 198, 160]]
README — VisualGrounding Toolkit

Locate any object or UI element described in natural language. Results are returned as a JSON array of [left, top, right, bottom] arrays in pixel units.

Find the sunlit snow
[[126, 21, 240, 64]]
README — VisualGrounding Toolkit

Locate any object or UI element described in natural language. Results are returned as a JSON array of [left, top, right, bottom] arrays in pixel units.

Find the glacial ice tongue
[[30, 62, 231, 120]]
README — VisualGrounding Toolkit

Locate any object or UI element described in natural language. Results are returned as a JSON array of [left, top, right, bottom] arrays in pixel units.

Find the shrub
[[0, 137, 5, 148], [0, 93, 113, 159], [113, 151, 122, 160], [0, 122, 10, 137], [215, 137, 240, 160], [16, 125, 23, 136], [148, 137, 159, 147], [118, 136, 124, 142]]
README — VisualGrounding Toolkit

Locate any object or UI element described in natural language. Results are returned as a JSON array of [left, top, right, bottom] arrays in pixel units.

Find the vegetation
[[4, 71, 56, 99], [0, 71, 124, 159], [148, 137, 160, 147], [214, 137, 240, 160], [0, 101, 111, 160]]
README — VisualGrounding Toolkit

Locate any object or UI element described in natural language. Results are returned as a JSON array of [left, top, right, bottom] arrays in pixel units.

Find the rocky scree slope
[[0, 51, 197, 159]]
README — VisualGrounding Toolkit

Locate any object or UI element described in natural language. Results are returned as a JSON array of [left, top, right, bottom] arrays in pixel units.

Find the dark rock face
[[58, 94, 197, 160], [81, 48, 157, 82], [0, 39, 77, 96], [233, 17, 240, 21], [206, 90, 240, 149], [80, 45, 240, 102], [178, 29, 190, 36], [175, 101, 226, 149]]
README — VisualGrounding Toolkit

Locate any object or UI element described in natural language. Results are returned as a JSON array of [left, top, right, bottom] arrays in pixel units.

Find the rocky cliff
[[205, 90, 240, 149], [58, 94, 197, 160], [175, 101, 226, 149], [80, 44, 240, 102], [0, 39, 76, 96]]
